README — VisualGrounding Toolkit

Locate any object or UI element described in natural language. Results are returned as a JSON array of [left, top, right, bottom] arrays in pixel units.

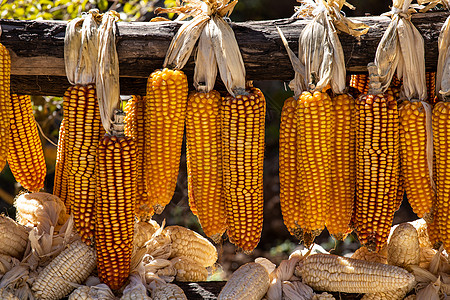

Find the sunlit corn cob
[[151, 283, 187, 300], [32, 240, 96, 300], [171, 256, 208, 282], [426, 71, 436, 101], [186, 90, 226, 240], [96, 133, 137, 290], [351, 246, 387, 264], [0, 43, 11, 172], [433, 101, 450, 251], [0, 215, 29, 259], [312, 292, 336, 300], [221, 87, 265, 252], [296, 254, 415, 294], [68, 284, 115, 300], [124, 95, 153, 220], [7, 94, 46, 191], [295, 91, 333, 245], [53, 118, 67, 201], [218, 262, 269, 300], [350, 73, 369, 94], [387, 223, 420, 270], [0, 288, 19, 300], [327, 93, 355, 239], [63, 84, 104, 243], [355, 93, 400, 251], [279, 97, 300, 237], [165, 225, 217, 267], [398, 100, 434, 217], [145, 68, 188, 214]]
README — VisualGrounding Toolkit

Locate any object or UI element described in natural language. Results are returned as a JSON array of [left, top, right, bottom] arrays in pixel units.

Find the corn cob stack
[[354, 65, 400, 252], [327, 92, 355, 239], [398, 100, 434, 218], [0, 43, 10, 172], [145, 68, 188, 214], [124, 95, 153, 220], [186, 90, 226, 240], [7, 94, 46, 191], [221, 86, 265, 252]]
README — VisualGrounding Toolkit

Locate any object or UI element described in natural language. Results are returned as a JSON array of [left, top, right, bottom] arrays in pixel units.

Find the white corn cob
[[165, 226, 217, 267], [171, 256, 208, 282], [312, 292, 336, 300], [32, 241, 96, 300], [120, 274, 150, 300], [361, 283, 414, 300], [218, 262, 270, 300], [151, 282, 187, 300], [351, 247, 387, 264], [68, 284, 115, 300], [0, 288, 19, 300], [296, 254, 415, 294], [0, 215, 29, 259], [387, 223, 420, 270]]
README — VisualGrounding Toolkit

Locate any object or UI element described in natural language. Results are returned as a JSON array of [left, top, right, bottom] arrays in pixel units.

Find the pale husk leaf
[[282, 280, 314, 300], [416, 280, 440, 300], [64, 17, 84, 85], [193, 20, 218, 92], [436, 15, 450, 99]]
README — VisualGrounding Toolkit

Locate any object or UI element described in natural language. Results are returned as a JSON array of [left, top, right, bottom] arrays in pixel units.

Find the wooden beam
[[1, 11, 448, 96]]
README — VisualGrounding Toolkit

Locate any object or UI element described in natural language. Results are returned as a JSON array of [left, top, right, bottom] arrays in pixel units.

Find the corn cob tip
[[153, 204, 165, 215]]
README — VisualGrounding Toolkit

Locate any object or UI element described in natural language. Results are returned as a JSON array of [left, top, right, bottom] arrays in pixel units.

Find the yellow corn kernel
[[0, 215, 29, 259], [186, 90, 226, 240], [354, 93, 400, 252], [0, 43, 11, 172], [295, 91, 333, 245], [297, 254, 415, 294], [63, 84, 105, 243], [7, 94, 46, 192], [279, 97, 300, 237], [31, 240, 96, 300], [432, 101, 450, 251], [96, 134, 137, 290], [53, 118, 68, 202], [145, 68, 188, 214], [171, 256, 208, 282], [221, 87, 265, 252], [124, 95, 153, 220], [349, 74, 369, 94], [165, 225, 217, 268], [218, 262, 269, 300], [399, 100, 434, 217], [327, 93, 355, 239]]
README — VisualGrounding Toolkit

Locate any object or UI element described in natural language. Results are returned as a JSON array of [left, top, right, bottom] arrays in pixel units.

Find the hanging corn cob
[[124, 95, 153, 220], [7, 94, 46, 191], [350, 73, 369, 94], [426, 71, 436, 101], [53, 118, 66, 200], [278, 0, 368, 244], [94, 11, 136, 290], [59, 10, 104, 243], [0, 37, 10, 172]]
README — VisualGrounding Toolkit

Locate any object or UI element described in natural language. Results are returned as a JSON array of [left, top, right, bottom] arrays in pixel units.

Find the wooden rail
[[0, 11, 448, 96]]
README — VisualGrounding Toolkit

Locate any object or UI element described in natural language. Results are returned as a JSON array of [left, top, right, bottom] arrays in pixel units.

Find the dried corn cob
[[398, 100, 434, 217], [53, 118, 67, 200], [355, 92, 400, 251], [387, 223, 420, 270], [218, 262, 270, 300], [0, 43, 11, 172], [327, 93, 355, 239], [7, 94, 46, 191], [32, 240, 96, 300], [120, 274, 151, 300], [151, 283, 187, 300], [0, 215, 29, 259], [145, 68, 188, 214], [96, 121, 137, 290], [426, 218, 441, 248], [350, 74, 369, 94], [312, 292, 336, 300], [351, 246, 387, 264], [433, 101, 450, 250], [221, 87, 265, 252], [426, 71, 436, 101], [171, 256, 208, 282], [68, 284, 115, 300], [124, 95, 153, 220], [361, 285, 412, 300], [0, 288, 19, 300], [279, 97, 300, 236], [186, 90, 226, 240], [165, 225, 217, 267], [63, 84, 105, 243], [297, 254, 415, 294], [295, 90, 333, 245]]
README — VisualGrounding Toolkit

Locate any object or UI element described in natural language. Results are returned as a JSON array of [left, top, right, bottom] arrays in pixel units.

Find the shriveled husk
[[436, 14, 450, 99]]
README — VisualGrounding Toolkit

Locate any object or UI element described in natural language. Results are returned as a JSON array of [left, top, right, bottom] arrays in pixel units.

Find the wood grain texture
[[1, 11, 447, 95]]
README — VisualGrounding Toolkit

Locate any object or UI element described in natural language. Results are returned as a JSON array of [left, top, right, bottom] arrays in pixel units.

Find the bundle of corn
[[433, 13, 450, 252], [7, 94, 46, 192], [124, 95, 153, 220], [0, 36, 10, 172], [278, 0, 368, 244], [59, 10, 105, 243], [94, 11, 137, 291]]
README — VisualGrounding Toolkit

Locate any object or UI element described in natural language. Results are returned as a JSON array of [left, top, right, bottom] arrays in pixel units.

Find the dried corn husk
[[436, 14, 450, 99]]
